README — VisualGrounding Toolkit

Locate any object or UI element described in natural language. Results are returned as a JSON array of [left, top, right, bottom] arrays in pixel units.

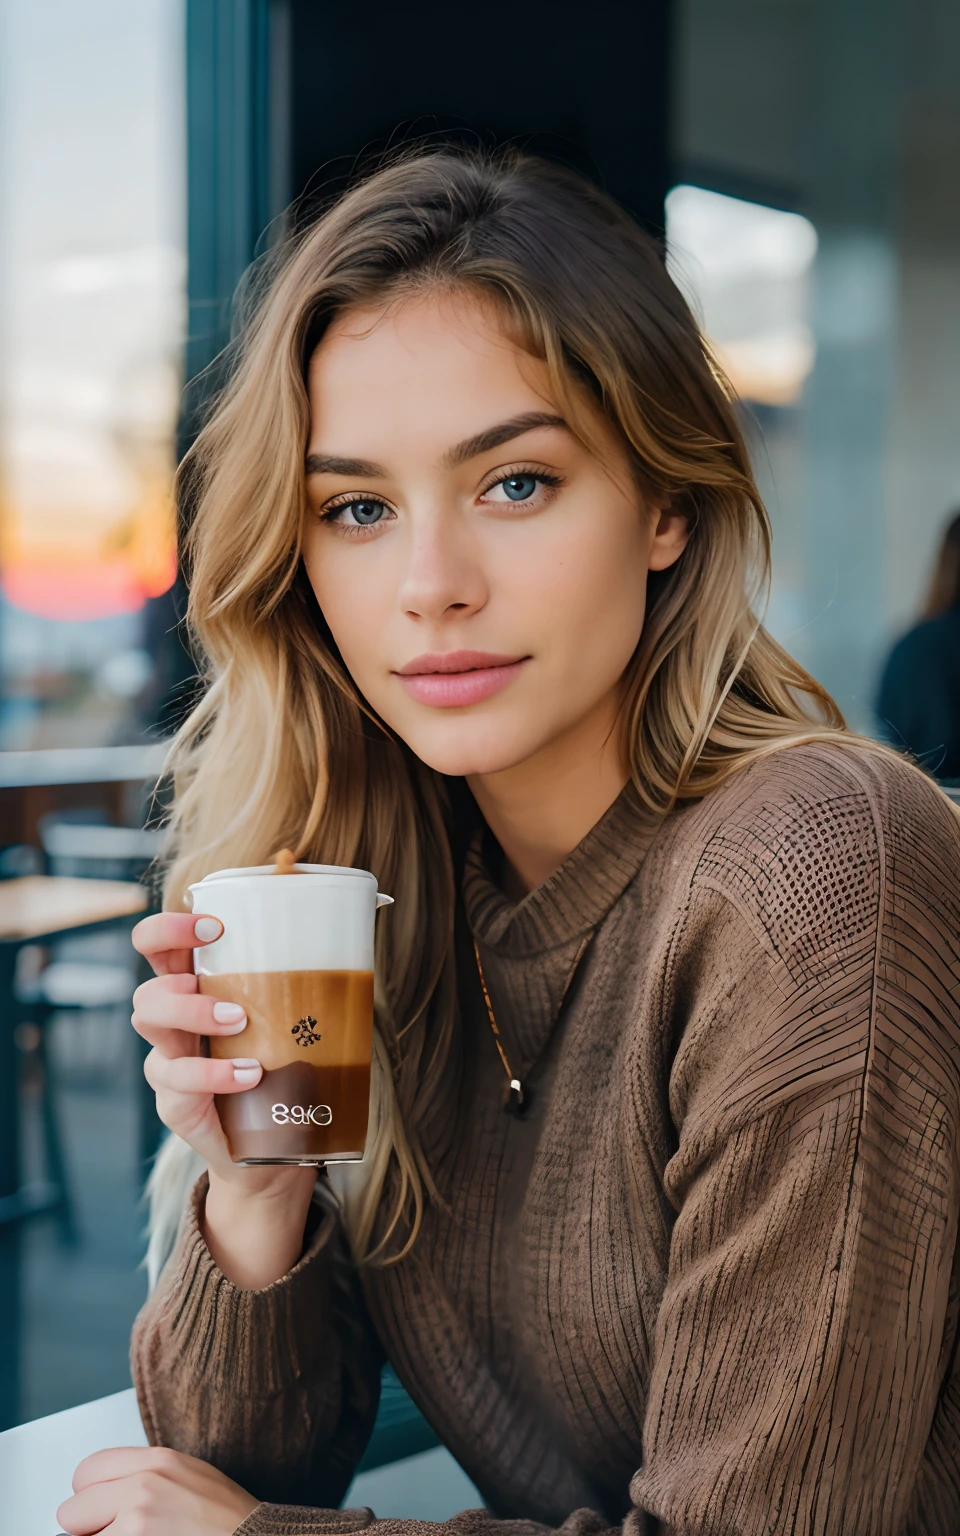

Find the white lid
[[186, 863, 394, 921], [189, 861, 378, 886], [187, 860, 392, 972]]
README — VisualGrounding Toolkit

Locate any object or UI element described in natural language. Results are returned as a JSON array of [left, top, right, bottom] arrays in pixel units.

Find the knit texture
[[132, 745, 960, 1534]]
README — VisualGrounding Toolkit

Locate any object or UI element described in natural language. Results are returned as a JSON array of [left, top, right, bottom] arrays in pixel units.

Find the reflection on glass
[[666, 184, 818, 407], [0, 0, 185, 749], [664, 183, 815, 675]]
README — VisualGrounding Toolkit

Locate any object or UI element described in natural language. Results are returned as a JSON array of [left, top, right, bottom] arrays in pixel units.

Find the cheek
[[302, 542, 388, 679], [499, 502, 649, 666]]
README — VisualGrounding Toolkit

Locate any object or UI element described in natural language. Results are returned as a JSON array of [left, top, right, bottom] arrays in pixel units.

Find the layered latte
[[189, 856, 392, 1164]]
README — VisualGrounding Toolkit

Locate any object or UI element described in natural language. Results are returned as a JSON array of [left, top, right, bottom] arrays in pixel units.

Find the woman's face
[[302, 291, 689, 779]]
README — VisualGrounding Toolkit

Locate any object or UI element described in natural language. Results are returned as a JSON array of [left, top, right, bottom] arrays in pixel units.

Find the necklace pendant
[[503, 1077, 530, 1117]]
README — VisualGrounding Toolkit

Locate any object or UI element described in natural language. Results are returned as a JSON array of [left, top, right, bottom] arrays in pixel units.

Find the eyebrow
[[304, 411, 567, 479], [304, 452, 385, 477], [441, 411, 567, 468]]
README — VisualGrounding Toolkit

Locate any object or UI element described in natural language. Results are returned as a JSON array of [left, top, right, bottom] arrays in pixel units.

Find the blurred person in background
[[876, 509, 960, 780]]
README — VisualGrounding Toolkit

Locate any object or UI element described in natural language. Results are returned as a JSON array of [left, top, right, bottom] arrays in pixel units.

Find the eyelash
[[317, 494, 397, 539], [478, 463, 564, 501], [318, 464, 565, 536]]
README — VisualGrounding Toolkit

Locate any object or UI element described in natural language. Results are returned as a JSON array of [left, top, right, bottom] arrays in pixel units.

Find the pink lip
[[394, 650, 529, 707]]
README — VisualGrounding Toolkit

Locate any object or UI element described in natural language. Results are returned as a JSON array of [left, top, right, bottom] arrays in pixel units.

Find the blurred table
[[0, 876, 147, 945], [0, 876, 149, 1431]]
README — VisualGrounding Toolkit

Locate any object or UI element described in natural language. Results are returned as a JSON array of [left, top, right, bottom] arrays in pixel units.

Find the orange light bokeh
[[0, 473, 177, 620]]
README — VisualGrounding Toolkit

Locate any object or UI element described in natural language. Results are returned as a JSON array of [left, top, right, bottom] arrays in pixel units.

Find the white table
[[0, 1389, 483, 1535]]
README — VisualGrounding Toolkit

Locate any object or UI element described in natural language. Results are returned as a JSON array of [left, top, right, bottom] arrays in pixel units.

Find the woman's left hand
[[56, 1446, 260, 1535]]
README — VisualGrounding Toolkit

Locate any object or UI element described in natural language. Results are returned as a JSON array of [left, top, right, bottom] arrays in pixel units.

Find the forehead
[[306, 291, 558, 450]]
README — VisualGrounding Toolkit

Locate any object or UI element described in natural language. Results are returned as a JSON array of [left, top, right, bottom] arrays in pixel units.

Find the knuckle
[[130, 1009, 157, 1043], [142, 1049, 163, 1088], [131, 913, 161, 948], [126, 1505, 153, 1536], [130, 1478, 154, 1508], [153, 1091, 181, 1130], [159, 1057, 202, 1092], [131, 1010, 160, 1046], [149, 1446, 182, 1474], [133, 974, 173, 1010]]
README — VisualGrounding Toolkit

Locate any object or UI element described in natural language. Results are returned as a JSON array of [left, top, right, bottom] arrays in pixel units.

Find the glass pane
[[674, 0, 960, 750], [0, 0, 185, 749]]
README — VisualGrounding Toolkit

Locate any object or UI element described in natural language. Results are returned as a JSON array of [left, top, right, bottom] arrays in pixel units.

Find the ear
[[647, 502, 691, 573]]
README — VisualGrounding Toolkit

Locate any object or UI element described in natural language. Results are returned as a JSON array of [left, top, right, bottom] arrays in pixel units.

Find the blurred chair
[[6, 818, 163, 1239], [37, 811, 163, 883]]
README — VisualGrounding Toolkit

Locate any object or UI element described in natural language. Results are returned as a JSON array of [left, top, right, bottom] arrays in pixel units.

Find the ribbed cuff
[[233, 1509, 547, 1536], [149, 1174, 338, 1396], [235, 1504, 375, 1534]]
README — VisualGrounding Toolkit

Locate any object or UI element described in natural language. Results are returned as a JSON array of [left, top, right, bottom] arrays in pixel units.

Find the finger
[[57, 1481, 120, 1534], [133, 971, 201, 1001], [58, 1468, 180, 1534], [154, 1085, 226, 1149], [145, 1049, 262, 1095], [132, 912, 224, 976], [132, 976, 247, 1044], [71, 1445, 186, 1492]]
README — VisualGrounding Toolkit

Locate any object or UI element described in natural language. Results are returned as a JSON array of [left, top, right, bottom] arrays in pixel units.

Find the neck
[[466, 693, 629, 897]]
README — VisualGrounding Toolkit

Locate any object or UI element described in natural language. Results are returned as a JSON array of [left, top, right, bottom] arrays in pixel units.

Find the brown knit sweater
[[132, 745, 960, 1535]]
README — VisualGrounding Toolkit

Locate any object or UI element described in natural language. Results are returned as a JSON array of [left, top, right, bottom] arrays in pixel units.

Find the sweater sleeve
[[629, 754, 960, 1533], [235, 756, 960, 1536], [131, 1174, 385, 1508]]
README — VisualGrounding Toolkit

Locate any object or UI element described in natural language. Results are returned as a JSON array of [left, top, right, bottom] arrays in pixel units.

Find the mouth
[[393, 650, 529, 708]]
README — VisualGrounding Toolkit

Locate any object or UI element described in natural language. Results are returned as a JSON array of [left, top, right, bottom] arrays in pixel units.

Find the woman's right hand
[[131, 912, 312, 1207]]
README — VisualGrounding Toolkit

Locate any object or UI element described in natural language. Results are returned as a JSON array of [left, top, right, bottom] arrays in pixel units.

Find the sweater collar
[[462, 780, 660, 960]]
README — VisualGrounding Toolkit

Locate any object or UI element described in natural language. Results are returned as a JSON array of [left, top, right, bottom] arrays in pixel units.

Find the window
[[0, 0, 185, 748]]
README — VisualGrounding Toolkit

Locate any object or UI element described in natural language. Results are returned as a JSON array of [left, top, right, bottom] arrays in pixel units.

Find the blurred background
[[0, 0, 957, 1433]]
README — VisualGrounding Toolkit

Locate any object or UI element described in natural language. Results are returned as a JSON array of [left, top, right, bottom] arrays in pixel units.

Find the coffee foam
[[187, 863, 392, 976]]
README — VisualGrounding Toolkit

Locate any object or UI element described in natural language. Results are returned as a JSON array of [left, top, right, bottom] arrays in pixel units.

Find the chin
[[389, 716, 540, 779]]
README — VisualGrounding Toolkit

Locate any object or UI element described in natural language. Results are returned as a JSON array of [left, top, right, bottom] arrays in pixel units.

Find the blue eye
[[500, 475, 539, 502], [349, 499, 385, 524], [319, 494, 397, 534]]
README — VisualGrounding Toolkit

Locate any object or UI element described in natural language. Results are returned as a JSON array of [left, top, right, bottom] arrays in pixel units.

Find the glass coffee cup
[[188, 861, 393, 1164]]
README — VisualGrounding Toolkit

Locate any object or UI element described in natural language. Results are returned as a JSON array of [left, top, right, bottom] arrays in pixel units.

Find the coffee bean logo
[[291, 1015, 321, 1047]]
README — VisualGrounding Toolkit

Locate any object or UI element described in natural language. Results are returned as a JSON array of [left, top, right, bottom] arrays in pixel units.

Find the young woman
[[58, 150, 960, 1536]]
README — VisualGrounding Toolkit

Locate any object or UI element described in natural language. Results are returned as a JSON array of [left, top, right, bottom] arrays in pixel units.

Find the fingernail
[[232, 1059, 260, 1084], [195, 916, 223, 942], [213, 1002, 246, 1026]]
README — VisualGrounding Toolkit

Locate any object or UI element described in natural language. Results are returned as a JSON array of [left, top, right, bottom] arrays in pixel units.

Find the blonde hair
[[150, 146, 869, 1273]]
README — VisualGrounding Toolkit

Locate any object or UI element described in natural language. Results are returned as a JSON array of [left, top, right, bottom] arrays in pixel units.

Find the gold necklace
[[473, 939, 528, 1114], [473, 934, 592, 1117]]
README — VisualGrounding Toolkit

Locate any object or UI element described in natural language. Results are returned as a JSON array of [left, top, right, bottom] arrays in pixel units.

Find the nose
[[397, 509, 488, 623]]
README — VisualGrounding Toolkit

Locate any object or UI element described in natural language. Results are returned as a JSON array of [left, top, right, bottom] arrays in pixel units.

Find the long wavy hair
[[149, 145, 858, 1277]]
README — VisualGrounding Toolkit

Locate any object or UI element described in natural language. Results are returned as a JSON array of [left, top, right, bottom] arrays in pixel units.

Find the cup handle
[[376, 893, 394, 908]]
